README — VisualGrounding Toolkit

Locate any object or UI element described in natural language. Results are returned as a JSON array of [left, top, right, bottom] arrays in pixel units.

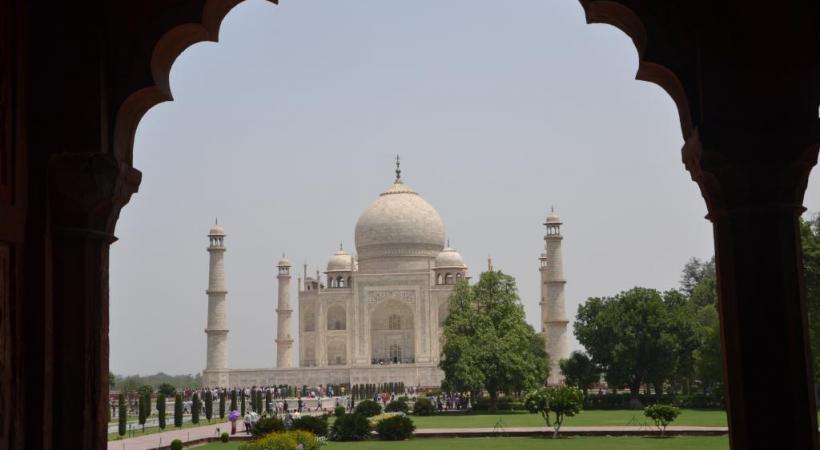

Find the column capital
[[48, 153, 141, 239], [683, 126, 819, 220]]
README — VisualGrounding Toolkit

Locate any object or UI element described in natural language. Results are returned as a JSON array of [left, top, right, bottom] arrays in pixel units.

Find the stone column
[[684, 128, 819, 450], [48, 153, 140, 450], [204, 223, 228, 385]]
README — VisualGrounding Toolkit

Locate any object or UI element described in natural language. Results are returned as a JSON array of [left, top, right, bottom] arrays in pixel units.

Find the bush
[[472, 397, 526, 411], [220, 432, 230, 442], [644, 404, 681, 437], [329, 413, 371, 441], [170, 439, 183, 450], [251, 416, 286, 437], [353, 399, 382, 418], [412, 398, 435, 416], [291, 415, 328, 437], [384, 399, 409, 414], [239, 430, 321, 450], [334, 406, 346, 417], [374, 415, 415, 441]]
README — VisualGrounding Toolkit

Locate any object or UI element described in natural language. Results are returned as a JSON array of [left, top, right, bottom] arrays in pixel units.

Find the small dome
[[277, 255, 291, 267], [545, 209, 561, 224], [209, 222, 225, 236], [327, 248, 353, 272], [435, 247, 466, 269]]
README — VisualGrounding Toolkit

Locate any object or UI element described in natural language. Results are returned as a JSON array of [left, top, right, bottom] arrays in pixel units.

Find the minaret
[[204, 220, 229, 382], [540, 208, 569, 384], [276, 254, 294, 368]]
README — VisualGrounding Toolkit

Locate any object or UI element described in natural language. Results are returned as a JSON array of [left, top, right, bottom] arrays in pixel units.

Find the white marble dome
[[355, 180, 446, 260], [277, 255, 291, 267], [209, 222, 225, 236], [435, 247, 466, 268], [327, 248, 353, 272]]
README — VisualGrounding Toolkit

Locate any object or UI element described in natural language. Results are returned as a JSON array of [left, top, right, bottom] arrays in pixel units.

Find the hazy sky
[[109, 0, 820, 376]]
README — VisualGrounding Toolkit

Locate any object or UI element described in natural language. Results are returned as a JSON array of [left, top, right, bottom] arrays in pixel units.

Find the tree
[[559, 351, 601, 395], [118, 393, 127, 437], [174, 394, 183, 428], [157, 393, 167, 430], [265, 389, 272, 413], [240, 390, 246, 415], [219, 391, 226, 418], [138, 394, 147, 430], [801, 214, 820, 381], [109, 371, 116, 390], [205, 390, 213, 422], [575, 287, 697, 399], [644, 404, 681, 437], [157, 382, 176, 398], [679, 257, 715, 296], [230, 389, 237, 412], [440, 272, 548, 410], [524, 386, 583, 438], [191, 392, 201, 424]]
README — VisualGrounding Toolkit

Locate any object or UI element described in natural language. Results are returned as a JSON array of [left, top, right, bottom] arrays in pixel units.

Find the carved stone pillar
[[684, 127, 819, 450], [48, 153, 140, 450]]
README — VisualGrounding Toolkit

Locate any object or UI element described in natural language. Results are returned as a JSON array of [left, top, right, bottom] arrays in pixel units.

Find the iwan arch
[[201, 160, 570, 388], [2, 0, 818, 448]]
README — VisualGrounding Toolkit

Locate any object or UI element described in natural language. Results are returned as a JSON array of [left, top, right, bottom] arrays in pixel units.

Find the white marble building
[[202, 161, 568, 388]]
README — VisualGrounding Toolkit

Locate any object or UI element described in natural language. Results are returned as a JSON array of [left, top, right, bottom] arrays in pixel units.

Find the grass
[[404, 409, 726, 429], [195, 436, 729, 450]]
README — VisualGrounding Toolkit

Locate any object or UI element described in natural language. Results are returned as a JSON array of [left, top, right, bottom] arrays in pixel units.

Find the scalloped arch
[[581, 0, 693, 138], [113, 0, 278, 164]]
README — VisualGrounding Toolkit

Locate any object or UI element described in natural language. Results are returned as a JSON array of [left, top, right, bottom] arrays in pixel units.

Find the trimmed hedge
[[375, 415, 415, 441], [353, 399, 382, 418], [411, 398, 435, 416], [384, 399, 409, 414], [329, 413, 371, 441], [291, 415, 328, 437], [251, 416, 285, 437], [582, 393, 724, 410]]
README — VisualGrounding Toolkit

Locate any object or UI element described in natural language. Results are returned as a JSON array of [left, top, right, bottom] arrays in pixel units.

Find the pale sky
[[109, 0, 820, 376]]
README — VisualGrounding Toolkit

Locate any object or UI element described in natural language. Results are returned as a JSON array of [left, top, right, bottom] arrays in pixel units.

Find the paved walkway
[[107, 421, 242, 450], [108, 423, 729, 450]]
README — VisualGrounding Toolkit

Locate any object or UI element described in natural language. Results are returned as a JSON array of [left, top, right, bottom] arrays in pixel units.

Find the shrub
[[472, 397, 526, 411], [644, 404, 681, 437], [240, 430, 321, 450], [251, 415, 286, 437], [291, 415, 328, 437], [524, 386, 583, 438], [412, 398, 435, 416], [118, 393, 126, 437], [334, 406, 346, 417], [384, 399, 409, 414], [170, 439, 183, 450], [157, 393, 166, 430], [220, 432, 230, 443], [353, 399, 382, 417], [374, 415, 415, 441], [174, 394, 183, 428], [329, 413, 371, 441]]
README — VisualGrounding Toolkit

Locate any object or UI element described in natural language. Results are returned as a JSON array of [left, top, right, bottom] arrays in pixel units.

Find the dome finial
[[395, 154, 401, 182], [340, 241, 344, 251], [447, 238, 450, 248]]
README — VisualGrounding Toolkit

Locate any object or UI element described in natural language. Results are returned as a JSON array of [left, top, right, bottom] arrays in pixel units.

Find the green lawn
[[196, 436, 729, 450], [407, 409, 726, 429], [107, 420, 228, 441]]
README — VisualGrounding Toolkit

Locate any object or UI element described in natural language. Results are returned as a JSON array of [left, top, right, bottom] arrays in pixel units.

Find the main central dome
[[355, 178, 446, 261]]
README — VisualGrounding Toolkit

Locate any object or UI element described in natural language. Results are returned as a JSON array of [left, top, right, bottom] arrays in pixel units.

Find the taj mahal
[[201, 160, 569, 388]]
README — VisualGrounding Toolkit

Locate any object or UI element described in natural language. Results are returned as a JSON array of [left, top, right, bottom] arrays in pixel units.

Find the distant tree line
[[110, 372, 201, 393], [564, 213, 820, 401]]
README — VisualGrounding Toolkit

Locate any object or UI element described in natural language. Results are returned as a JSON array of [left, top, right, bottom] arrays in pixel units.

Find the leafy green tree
[[174, 394, 183, 428], [644, 404, 681, 437], [524, 386, 583, 438], [440, 271, 548, 410], [118, 393, 127, 437], [575, 287, 697, 399], [559, 351, 601, 396], [205, 390, 213, 422], [801, 214, 820, 381], [157, 382, 176, 398], [679, 257, 715, 296], [265, 390, 272, 413], [109, 371, 116, 390], [157, 393, 167, 430]]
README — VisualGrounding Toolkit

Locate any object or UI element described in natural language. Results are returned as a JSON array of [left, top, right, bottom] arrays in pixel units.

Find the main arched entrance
[[370, 301, 415, 365]]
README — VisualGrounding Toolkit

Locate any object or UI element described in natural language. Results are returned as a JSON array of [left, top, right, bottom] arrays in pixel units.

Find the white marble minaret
[[540, 208, 569, 384], [276, 255, 294, 368], [204, 220, 229, 378]]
